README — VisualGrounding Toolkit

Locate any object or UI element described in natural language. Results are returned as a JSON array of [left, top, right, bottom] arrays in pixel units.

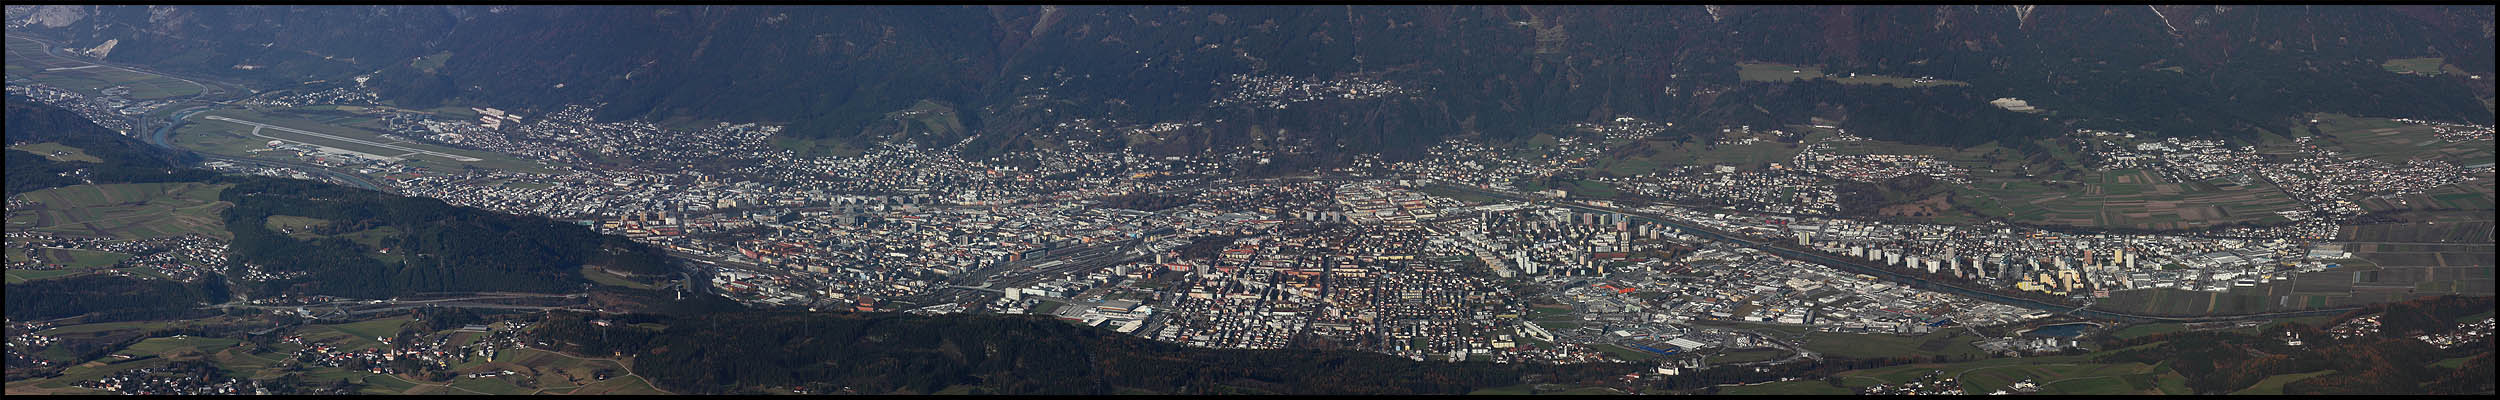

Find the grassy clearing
[[410, 51, 453, 73], [2380, 57, 2447, 76], [1593, 139, 1800, 176], [1826, 354, 2156, 394], [1717, 379, 1854, 395], [6, 268, 81, 283], [324, 317, 413, 342], [1589, 343, 1662, 361], [2106, 323, 2185, 340], [1797, 330, 1989, 360], [114, 336, 242, 358], [583, 265, 658, 290], [9, 142, 102, 162], [264, 215, 334, 237], [1738, 62, 1969, 87], [2230, 369, 2337, 395]]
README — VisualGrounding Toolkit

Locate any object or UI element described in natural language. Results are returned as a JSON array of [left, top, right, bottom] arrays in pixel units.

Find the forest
[[5, 96, 211, 195], [218, 177, 677, 298], [3, 274, 227, 322], [23, 6, 2488, 163], [524, 311, 1647, 394]]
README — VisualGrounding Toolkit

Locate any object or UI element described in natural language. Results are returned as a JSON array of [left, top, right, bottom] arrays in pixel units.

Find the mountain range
[[10, 5, 2494, 160]]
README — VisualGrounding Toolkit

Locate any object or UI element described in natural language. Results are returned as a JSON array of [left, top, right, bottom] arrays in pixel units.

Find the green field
[[5, 36, 205, 100], [1738, 62, 1970, 87], [410, 51, 454, 73], [6, 182, 235, 241], [1589, 343, 1661, 361], [1797, 330, 1990, 360], [2310, 113, 2496, 167], [1593, 139, 1801, 176], [5, 246, 133, 283], [113, 336, 244, 358], [1954, 169, 2308, 231], [1705, 348, 1793, 364], [1843, 354, 2159, 394], [1467, 383, 1626, 395], [1419, 185, 1505, 204], [264, 215, 334, 235], [2106, 323, 2186, 340], [323, 317, 413, 343], [8, 142, 102, 162], [2379, 57, 2448, 76], [583, 265, 659, 289], [2230, 370, 2337, 395], [1717, 379, 1856, 395]]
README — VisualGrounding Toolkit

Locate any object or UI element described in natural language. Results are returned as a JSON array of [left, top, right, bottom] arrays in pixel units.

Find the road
[[1423, 181, 2366, 323]]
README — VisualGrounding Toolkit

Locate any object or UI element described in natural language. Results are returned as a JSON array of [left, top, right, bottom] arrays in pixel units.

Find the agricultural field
[[5, 182, 234, 241], [4, 35, 205, 100], [2093, 276, 2340, 317], [2308, 113, 2495, 167], [1954, 169, 2308, 231], [1737, 62, 1970, 87], [7, 142, 102, 162]]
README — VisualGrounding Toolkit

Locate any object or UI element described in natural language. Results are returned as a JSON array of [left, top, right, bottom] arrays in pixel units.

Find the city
[[6, 4, 2494, 396]]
